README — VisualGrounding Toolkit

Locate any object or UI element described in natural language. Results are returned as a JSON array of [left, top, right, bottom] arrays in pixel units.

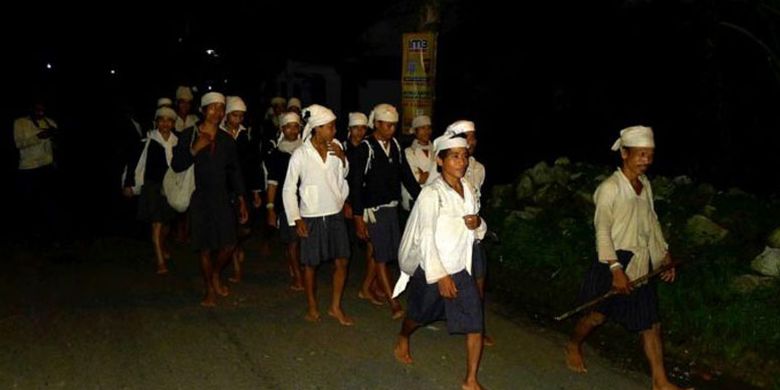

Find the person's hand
[[266, 209, 277, 228], [252, 192, 263, 208], [122, 187, 134, 198], [191, 132, 213, 155], [328, 141, 345, 164], [354, 217, 369, 240], [660, 252, 676, 283], [37, 130, 52, 139], [238, 197, 249, 224], [295, 219, 309, 238], [463, 214, 481, 230], [417, 169, 429, 184], [610, 266, 631, 294], [343, 203, 353, 220], [437, 275, 458, 299]]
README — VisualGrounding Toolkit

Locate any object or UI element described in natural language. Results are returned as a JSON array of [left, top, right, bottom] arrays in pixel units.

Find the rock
[[731, 274, 776, 294], [488, 184, 515, 209], [652, 176, 675, 201], [554, 157, 571, 166], [518, 206, 543, 220], [515, 175, 534, 201], [685, 215, 728, 245], [673, 175, 693, 186], [767, 228, 780, 249], [751, 246, 780, 277]]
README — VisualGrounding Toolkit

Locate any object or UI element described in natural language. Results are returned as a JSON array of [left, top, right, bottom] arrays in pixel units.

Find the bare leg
[[303, 265, 320, 322], [199, 250, 217, 307], [358, 244, 383, 305], [212, 246, 233, 297], [375, 262, 404, 319], [328, 258, 354, 326], [463, 333, 484, 390], [151, 223, 167, 274], [394, 317, 419, 364], [475, 277, 493, 346], [229, 245, 244, 283], [287, 242, 304, 291], [161, 224, 171, 259], [643, 323, 692, 390], [565, 311, 605, 373]]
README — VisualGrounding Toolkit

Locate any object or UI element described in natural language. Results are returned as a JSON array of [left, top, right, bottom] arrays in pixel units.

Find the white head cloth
[[611, 125, 655, 151], [444, 120, 476, 136], [225, 96, 247, 114], [175, 86, 194, 101], [348, 112, 368, 127], [280, 112, 301, 127], [287, 97, 302, 109], [155, 107, 177, 121], [157, 97, 173, 107], [270, 96, 286, 106], [411, 115, 432, 129], [433, 133, 468, 155], [368, 103, 399, 128], [301, 104, 336, 140], [200, 92, 226, 108]]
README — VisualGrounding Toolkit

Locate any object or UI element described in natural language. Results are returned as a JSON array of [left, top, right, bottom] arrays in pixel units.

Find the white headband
[[287, 97, 301, 109], [280, 112, 301, 127], [175, 86, 194, 101], [157, 97, 173, 107], [225, 96, 247, 114], [411, 115, 432, 129], [611, 125, 655, 151], [348, 112, 368, 127], [433, 134, 468, 155], [200, 92, 226, 108], [368, 103, 399, 128], [301, 104, 337, 140], [155, 107, 177, 120], [444, 120, 476, 136]]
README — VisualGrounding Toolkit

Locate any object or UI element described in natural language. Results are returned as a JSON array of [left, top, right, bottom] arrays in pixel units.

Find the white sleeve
[[593, 181, 618, 263], [416, 190, 449, 284], [282, 151, 303, 226]]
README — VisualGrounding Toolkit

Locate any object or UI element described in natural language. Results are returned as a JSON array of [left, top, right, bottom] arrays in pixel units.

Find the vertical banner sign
[[401, 32, 437, 135]]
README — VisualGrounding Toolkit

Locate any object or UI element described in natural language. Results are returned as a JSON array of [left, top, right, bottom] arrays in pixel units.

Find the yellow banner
[[401, 32, 437, 135]]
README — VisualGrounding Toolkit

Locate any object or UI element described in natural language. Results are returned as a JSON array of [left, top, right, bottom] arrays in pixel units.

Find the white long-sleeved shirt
[[393, 177, 487, 297], [282, 139, 349, 225], [594, 169, 668, 281], [401, 140, 436, 210], [175, 114, 199, 132], [14, 116, 57, 170]]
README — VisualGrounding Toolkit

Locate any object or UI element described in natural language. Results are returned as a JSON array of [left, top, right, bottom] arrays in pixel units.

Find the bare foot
[[391, 305, 405, 320], [156, 267, 169, 275], [200, 293, 217, 307], [483, 334, 495, 347], [393, 337, 413, 365], [289, 283, 304, 292], [565, 342, 587, 373], [327, 308, 354, 326], [358, 290, 384, 306], [213, 282, 229, 297], [228, 275, 241, 284], [304, 310, 321, 323], [462, 380, 484, 390]]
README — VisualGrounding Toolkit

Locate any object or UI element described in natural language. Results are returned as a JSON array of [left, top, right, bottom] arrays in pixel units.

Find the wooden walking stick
[[554, 260, 681, 322]]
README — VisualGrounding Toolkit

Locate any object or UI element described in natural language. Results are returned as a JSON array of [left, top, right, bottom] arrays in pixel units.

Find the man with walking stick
[[564, 125, 690, 390]]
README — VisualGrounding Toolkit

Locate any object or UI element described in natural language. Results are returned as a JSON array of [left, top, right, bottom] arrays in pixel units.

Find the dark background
[[3, 0, 780, 237]]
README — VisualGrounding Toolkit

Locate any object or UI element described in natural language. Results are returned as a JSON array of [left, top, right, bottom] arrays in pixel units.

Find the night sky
[[4, 0, 780, 234]]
